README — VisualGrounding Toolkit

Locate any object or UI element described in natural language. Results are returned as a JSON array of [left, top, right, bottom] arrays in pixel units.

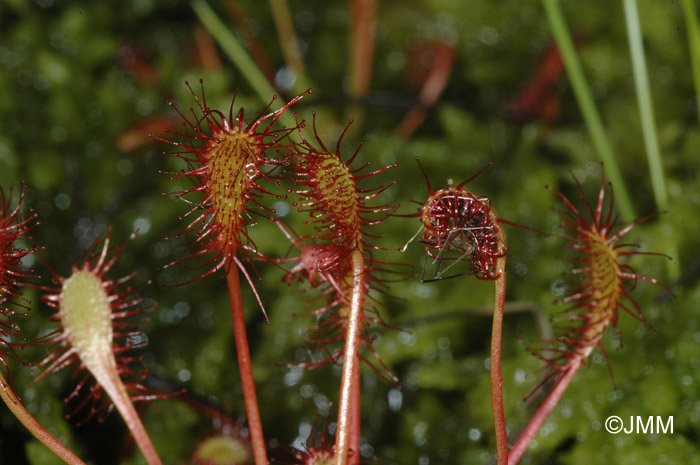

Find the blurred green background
[[1, 0, 699, 464]]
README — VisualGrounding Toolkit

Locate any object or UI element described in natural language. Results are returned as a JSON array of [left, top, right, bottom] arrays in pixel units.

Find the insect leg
[[400, 225, 424, 252]]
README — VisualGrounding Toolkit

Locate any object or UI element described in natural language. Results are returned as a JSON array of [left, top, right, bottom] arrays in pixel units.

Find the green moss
[[0, 1, 694, 464]]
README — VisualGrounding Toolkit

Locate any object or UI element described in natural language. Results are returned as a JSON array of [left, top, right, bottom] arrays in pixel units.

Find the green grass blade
[[191, 0, 297, 129], [623, 0, 668, 211], [682, 0, 700, 120], [541, 0, 636, 222], [624, 0, 678, 278]]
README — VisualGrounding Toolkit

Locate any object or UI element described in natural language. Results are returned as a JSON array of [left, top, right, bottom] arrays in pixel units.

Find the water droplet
[[54, 193, 71, 210]]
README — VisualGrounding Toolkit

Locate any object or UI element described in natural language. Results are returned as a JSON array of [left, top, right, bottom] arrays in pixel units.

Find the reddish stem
[[223, 0, 277, 84], [397, 43, 455, 139], [508, 356, 583, 465], [345, 0, 377, 129], [97, 366, 163, 465], [226, 265, 268, 465], [334, 249, 365, 465], [0, 372, 86, 465], [349, 0, 377, 98], [269, 0, 310, 93], [491, 257, 509, 465], [349, 361, 361, 465]]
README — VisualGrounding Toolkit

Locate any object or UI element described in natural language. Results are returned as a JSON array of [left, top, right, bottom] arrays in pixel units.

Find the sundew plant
[[1, 1, 698, 464]]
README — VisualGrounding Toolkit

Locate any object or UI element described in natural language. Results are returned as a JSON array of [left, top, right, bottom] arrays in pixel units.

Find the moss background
[[1, 0, 699, 464]]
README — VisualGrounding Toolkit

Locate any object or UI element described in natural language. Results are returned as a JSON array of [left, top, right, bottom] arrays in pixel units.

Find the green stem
[[226, 265, 268, 465], [541, 0, 635, 222], [334, 249, 365, 465], [491, 258, 508, 465], [0, 372, 86, 465], [192, 0, 296, 129], [682, 0, 700, 120]]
